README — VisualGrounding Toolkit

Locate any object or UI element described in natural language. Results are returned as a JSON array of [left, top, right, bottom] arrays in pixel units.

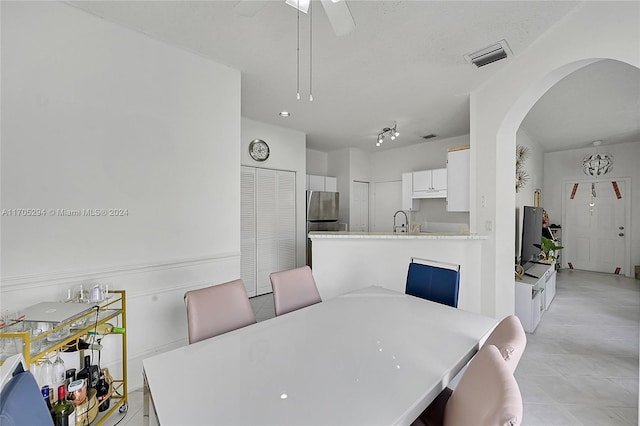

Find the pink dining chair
[[448, 314, 527, 391], [412, 345, 523, 426], [269, 266, 322, 316], [482, 315, 527, 373], [184, 279, 256, 344]]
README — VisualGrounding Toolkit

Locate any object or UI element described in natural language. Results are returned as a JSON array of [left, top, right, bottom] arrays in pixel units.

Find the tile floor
[[517, 269, 639, 426], [103, 271, 639, 426]]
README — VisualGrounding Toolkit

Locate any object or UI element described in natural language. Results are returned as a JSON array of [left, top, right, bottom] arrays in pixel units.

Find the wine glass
[[53, 350, 66, 389], [39, 356, 54, 393], [30, 328, 43, 356]]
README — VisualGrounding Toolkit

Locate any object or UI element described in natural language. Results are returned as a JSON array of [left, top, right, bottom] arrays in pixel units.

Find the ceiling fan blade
[[233, 1, 267, 17], [285, 0, 311, 14], [320, 0, 355, 36]]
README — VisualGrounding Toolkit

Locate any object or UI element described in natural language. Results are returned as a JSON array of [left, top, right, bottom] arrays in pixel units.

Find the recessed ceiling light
[[279, 111, 290, 117]]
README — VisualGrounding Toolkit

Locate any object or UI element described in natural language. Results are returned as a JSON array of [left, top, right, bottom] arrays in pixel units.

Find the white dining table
[[142, 286, 497, 426]]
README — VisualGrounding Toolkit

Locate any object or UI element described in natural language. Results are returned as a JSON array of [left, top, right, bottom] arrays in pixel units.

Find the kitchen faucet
[[393, 210, 408, 233]]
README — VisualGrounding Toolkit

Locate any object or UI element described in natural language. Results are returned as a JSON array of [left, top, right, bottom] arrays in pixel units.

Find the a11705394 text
[[1, 208, 129, 217]]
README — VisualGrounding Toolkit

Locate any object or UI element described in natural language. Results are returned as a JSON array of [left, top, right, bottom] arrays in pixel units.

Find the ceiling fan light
[[394, 131, 400, 137]]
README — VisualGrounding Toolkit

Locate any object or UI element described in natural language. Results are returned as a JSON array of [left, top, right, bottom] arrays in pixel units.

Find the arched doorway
[[482, 58, 639, 318], [468, 1, 640, 320]]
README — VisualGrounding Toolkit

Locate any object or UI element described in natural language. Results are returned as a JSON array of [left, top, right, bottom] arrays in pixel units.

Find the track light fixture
[[376, 123, 400, 147]]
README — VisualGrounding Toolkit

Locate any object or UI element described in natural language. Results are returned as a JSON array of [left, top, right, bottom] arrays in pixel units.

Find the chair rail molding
[[0, 252, 241, 292]]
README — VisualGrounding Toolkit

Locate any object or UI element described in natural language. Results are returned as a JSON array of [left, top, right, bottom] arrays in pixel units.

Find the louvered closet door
[[277, 171, 296, 273], [240, 167, 257, 297], [242, 167, 297, 296], [256, 168, 297, 296], [256, 169, 278, 295]]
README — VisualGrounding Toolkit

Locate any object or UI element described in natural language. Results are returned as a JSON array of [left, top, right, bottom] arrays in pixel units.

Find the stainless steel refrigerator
[[306, 190, 339, 266]]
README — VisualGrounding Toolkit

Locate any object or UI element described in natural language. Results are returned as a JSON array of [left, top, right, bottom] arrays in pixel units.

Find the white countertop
[[309, 231, 487, 240], [143, 286, 497, 426]]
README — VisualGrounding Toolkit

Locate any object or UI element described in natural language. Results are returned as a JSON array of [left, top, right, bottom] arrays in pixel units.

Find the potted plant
[[534, 236, 563, 267]]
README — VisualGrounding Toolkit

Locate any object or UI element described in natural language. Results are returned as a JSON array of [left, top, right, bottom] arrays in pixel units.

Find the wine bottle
[[62, 338, 103, 352], [50, 384, 76, 426], [41, 385, 52, 411], [96, 372, 110, 412]]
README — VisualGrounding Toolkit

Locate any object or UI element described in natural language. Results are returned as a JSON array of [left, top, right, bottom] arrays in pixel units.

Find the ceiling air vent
[[464, 39, 512, 68], [422, 134, 437, 140]]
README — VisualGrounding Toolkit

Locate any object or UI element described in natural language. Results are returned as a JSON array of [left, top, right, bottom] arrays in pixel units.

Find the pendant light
[[583, 140, 613, 176]]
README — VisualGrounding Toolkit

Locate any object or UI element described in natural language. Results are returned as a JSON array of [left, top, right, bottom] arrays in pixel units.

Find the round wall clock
[[249, 139, 270, 162]]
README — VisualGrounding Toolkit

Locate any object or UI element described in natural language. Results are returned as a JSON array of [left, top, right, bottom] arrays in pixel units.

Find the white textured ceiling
[[521, 60, 640, 152], [66, 1, 637, 153]]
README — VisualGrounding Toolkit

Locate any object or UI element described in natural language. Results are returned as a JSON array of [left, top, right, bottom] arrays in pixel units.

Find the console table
[[514, 263, 556, 332]]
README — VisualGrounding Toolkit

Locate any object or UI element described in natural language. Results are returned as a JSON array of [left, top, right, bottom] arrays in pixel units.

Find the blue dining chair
[[405, 257, 460, 308], [0, 369, 54, 426]]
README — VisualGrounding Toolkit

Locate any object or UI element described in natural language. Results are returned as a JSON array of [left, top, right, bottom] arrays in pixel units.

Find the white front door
[[563, 180, 627, 274], [351, 181, 369, 232]]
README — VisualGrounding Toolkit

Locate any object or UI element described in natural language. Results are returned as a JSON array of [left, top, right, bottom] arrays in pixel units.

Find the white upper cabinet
[[446, 147, 470, 212], [324, 176, 337, 192], [412, 170, 432, 193], [402, 173, 420, 211], [306, 175, 338, 192], [431, 168, 447, 192], [308, 175, 326, 191], [411, 168, 447, 199]]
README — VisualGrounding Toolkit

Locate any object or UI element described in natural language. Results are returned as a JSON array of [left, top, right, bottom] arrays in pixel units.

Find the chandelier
[[583, 141, 613, 176]]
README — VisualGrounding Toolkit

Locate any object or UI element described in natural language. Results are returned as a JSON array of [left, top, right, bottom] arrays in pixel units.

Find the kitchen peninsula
[[309, 231, 487, 314]]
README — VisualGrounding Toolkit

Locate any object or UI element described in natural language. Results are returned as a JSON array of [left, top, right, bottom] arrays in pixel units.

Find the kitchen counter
[[309, 231, 486, 240], [309, 230, 487, 314]]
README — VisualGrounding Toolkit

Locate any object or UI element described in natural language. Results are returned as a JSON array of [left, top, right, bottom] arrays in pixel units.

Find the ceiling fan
[[234, 0, 355, 36]]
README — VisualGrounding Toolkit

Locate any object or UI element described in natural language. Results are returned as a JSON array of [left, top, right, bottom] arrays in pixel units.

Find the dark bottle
[[50, 384, 76, 426], [76, 355, 99, 390], [41, 385, 52, 411], [65, 368, 76, 387], [96, 372, 110, 412]]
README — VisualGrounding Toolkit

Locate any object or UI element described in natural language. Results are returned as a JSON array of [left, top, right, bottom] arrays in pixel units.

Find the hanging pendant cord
[[309, 0, 313, 101], [296, 0, 301, 100]]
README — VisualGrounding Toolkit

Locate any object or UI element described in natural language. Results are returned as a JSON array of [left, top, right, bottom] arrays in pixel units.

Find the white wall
[[543, 140, 640, 273], [324, 148, 371, 231], [347, 148, 371, 231], [327, 148, 351, 224], [515, 128, 545, 262], [241, 118, 307, 267], [1, 2, 241, 389], [349, 148, 371, 183], [305, 149, 328, 176], [471, 2, 640, 318]]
